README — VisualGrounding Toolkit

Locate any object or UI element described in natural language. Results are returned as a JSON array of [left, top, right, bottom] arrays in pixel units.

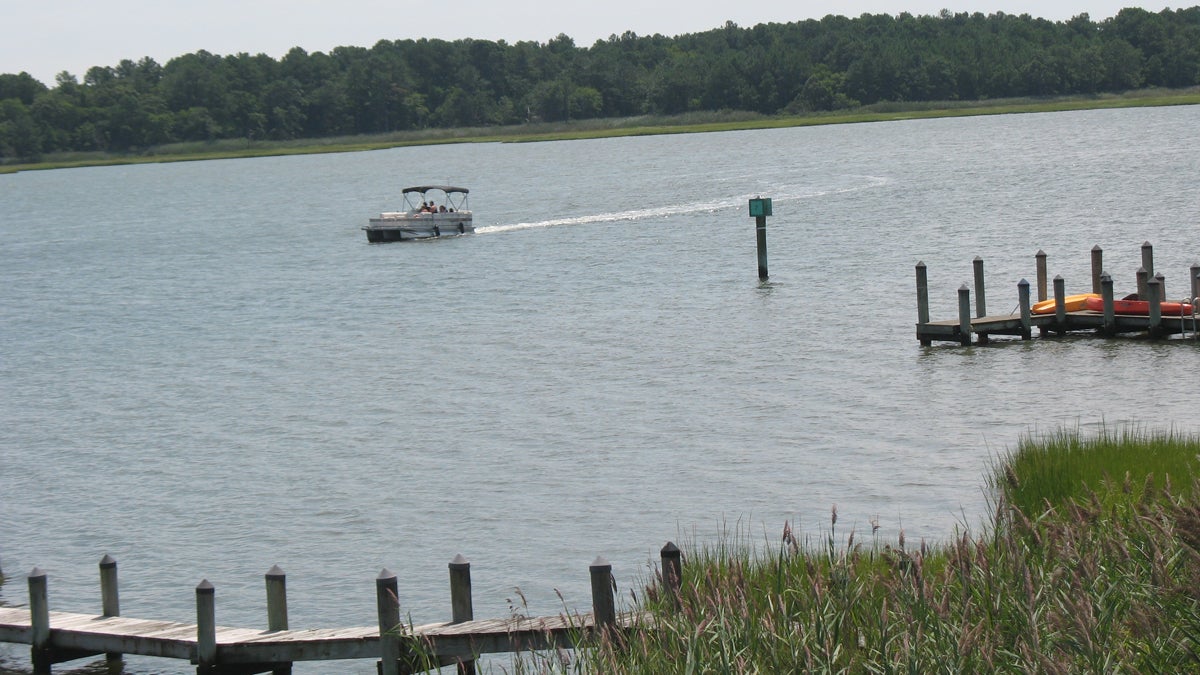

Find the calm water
[[2, 106, 1199, 673]]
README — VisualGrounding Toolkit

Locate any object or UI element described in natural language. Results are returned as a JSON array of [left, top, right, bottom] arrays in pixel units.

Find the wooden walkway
[[0, 545, 682, 674], [917, 309, 1200, 345], [0, 605, 643, 671]]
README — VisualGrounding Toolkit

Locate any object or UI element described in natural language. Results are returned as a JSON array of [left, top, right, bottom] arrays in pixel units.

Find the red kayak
[[1082, 296, 1195, 315]]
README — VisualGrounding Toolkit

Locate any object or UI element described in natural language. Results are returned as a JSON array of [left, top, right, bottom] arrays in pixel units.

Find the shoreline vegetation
[[3, 87, 1198, 175], [489, 427, 1200, 674]]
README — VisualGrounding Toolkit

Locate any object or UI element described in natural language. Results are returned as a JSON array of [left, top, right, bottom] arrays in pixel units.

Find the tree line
[[2, 6, 1199, 160]]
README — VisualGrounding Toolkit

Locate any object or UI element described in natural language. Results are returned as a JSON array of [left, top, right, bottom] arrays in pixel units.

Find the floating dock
[[916, 242, 1200, 346]]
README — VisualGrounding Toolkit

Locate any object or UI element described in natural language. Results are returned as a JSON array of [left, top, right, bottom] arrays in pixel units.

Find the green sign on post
[[749, 196, 772, 280], [748, 197, 773, 217]]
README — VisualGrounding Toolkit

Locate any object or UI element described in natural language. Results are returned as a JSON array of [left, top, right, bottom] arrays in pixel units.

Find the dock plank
[[1, 605, 649, 668], [918, 309, 1199, 344]]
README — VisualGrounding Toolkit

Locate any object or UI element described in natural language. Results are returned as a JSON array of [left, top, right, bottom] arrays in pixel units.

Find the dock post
[[1148, 277, 1163, 335], [100, 556, 120, 617], [748, 197, 772, 281], [1191, 264, 1200, 305], [376, 569, 402, 675], [100, 555, 122, 665], [1053, 275, 1067, 333], [973, 256, 987, 317], [1101, 272, 1116, 334], [590, 556, 616, 630], [1155, 272, 1167, 304], [915, 262, 930, 324], [196, 580, 216, 674], [266, 566, 288, 631], [29, 567, 50, 674], [660, 542, 682, 609], [1091, 245, 1103, 294], [1018, 279, 1032, 340], [266, 565, 291, 675], [448, 555, 475, 675], [1036, 250, 1048, 301], [1142, 241, 1154, 278], [1137, 267, 1149, 300], [915, 262, 930, 345], [957, 285, 972, 346]]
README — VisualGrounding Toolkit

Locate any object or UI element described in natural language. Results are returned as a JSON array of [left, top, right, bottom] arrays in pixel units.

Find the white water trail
[[474, 175, 890, 235]]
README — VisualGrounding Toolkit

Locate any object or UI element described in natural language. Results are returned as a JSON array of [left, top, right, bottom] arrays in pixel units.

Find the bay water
[[2, 105, 1199, 673]]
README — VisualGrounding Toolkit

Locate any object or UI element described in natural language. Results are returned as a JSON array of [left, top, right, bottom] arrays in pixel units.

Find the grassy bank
[[504, 428, 1200, 673], [4, 88, 1199, 175]]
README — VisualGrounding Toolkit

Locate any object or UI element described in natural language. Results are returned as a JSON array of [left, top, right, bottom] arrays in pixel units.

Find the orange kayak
[[1031, 293, 1100, 314], [1082, 296, 1195, 315]]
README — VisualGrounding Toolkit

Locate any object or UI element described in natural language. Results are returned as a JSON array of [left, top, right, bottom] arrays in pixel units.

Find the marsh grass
[[477, 428, 1200, 673], [995, 426, 1200, 517]]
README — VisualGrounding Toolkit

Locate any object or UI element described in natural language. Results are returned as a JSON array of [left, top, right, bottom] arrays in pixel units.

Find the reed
[[485, 427, 1200, 674], [993, 426, 1200, 516]]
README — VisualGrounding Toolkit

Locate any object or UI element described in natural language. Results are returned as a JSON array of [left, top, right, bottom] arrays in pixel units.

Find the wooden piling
[[1018, 279, 1032, 340], [266, 565, 292, 675], [589, 557, 616, 628], [1148, 277, 1163, 334], [29, 568, 50, 674], [915, 262, 929, 324], [448, 555, 475, 675], [376, 569, 401, 675], [755, 216, 768, 280], [1036, 250, 1048, 301], [1142, 241, 1155, 278], [1091, 245, 1103, 293], [100, 555, 121, 665], [1101, 272, 1115, 334], [916, 262, 930, 346], [1192, 264, 1200, 303], [265, 566, 288, 632], [100, 556, 119, 617], [973, 256, 987, 317], [1053, 276, 1067, 333], [660, 542, 682, 609], [1137, 267, 1149, 299], [196, 580, 216, 674], [957, 285, 972, 346]]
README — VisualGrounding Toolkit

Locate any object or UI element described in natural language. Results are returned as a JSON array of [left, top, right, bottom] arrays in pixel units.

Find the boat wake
[[473, 175, 889, 235]]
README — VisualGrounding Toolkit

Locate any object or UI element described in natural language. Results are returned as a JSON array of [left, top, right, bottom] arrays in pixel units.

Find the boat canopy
[[402, 185, 469, 195]]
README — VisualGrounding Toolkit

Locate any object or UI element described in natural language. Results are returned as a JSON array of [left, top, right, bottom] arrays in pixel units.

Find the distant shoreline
[[4, 88, 1198, 175]]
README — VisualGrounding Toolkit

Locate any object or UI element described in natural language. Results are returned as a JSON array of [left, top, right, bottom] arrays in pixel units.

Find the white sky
[[1, 1, 1180, 86]]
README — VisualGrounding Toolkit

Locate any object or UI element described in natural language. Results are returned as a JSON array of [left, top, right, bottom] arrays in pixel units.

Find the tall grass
[[487, 428, 1200, 673], [994, 426, 1200, 516]]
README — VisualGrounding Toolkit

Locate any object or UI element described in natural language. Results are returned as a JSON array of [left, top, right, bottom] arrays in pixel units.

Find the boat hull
[[1082, 296, 1194, 315], [1031, 293, 1099, 314], [363, 215, 474, 242]]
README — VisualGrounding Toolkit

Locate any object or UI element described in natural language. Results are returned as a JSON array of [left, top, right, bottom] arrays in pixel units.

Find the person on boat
[[438, 205, 447, 212]]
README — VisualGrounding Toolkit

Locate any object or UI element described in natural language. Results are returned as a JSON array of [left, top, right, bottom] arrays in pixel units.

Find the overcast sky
[[1, 1, 1178, 86]]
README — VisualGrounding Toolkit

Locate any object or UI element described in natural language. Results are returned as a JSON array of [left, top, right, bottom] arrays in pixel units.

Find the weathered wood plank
[[1, 606, 650, 668], [918, 308, 1199, 344]]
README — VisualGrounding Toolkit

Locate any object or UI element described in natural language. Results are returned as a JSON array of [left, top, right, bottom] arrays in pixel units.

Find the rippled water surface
[[2, 106, 1200, 673]]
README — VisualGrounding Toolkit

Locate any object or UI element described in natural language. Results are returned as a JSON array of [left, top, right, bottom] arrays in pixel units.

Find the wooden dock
[[0, 545, 682, 674], [0, 605, 643, 672], [916, 243, 1200, 345]]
